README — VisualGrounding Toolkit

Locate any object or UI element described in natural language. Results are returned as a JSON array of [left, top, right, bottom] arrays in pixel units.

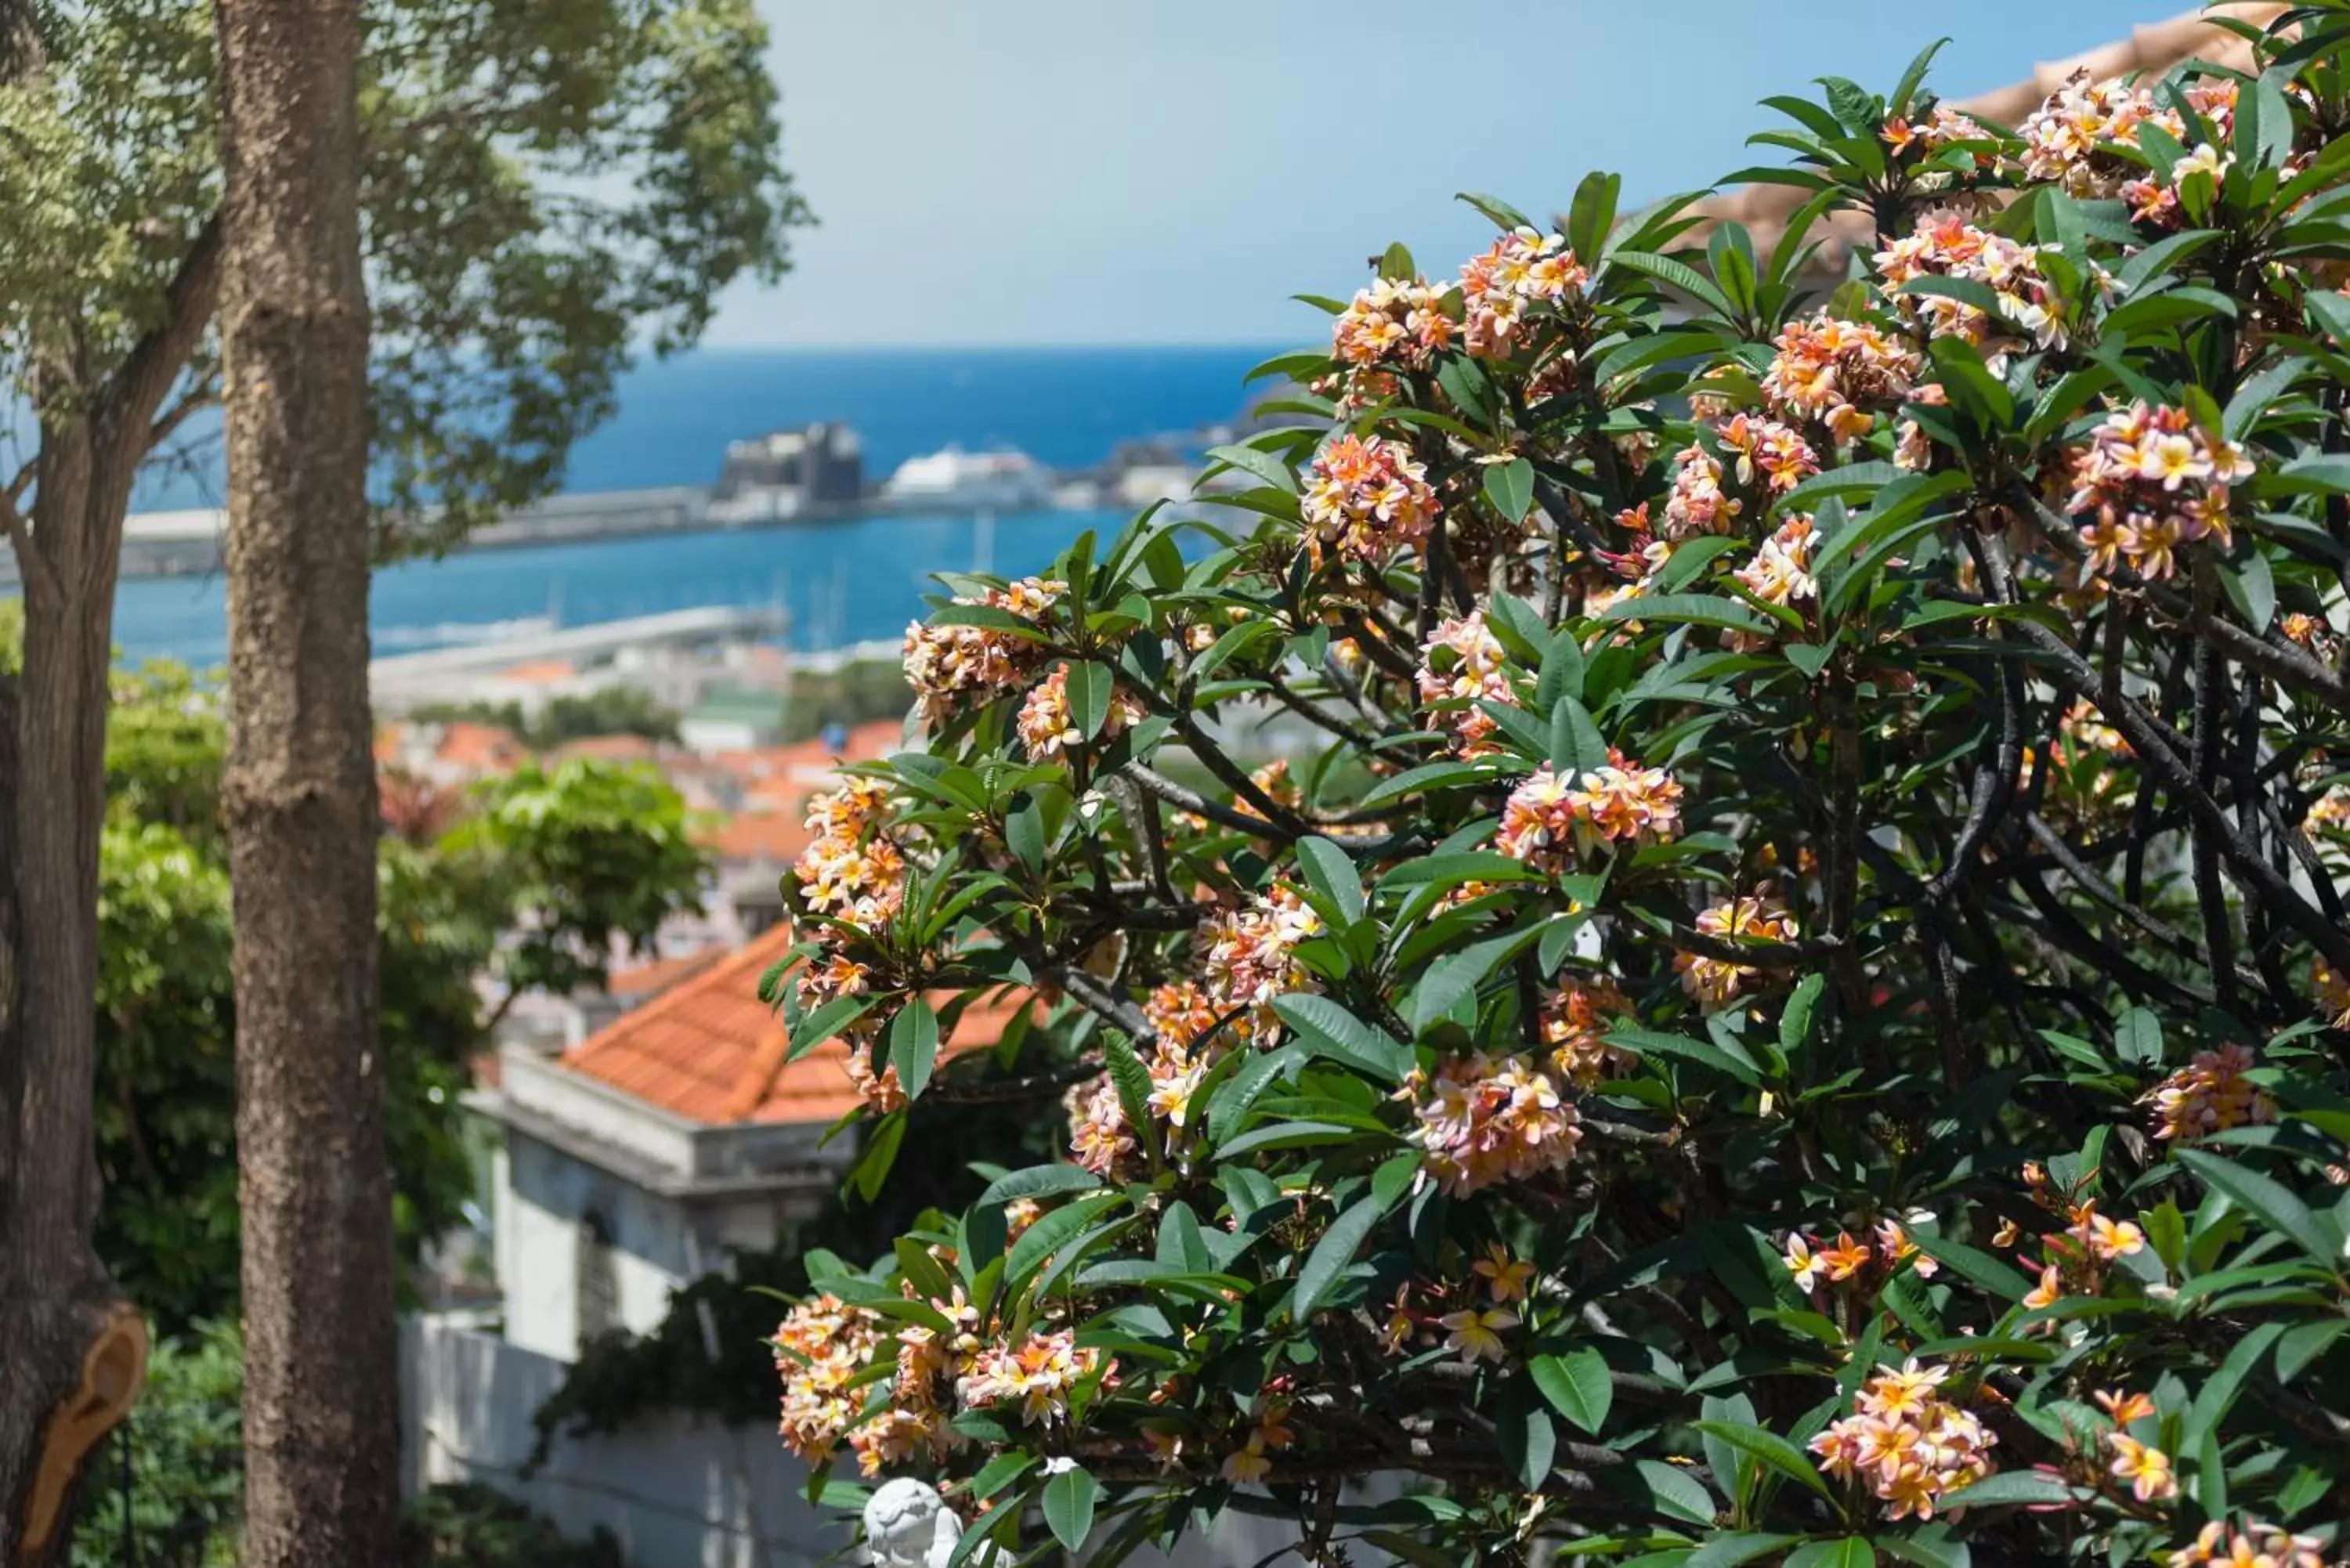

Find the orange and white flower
[[1405, 1052, 1583, 1196], [1811, 1360, 1998, 1522], [1674, 891, 1799, 1010], [1301, 434, 1439, 567]]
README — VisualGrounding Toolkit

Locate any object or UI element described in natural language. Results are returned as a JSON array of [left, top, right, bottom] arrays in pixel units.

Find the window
[[576, 1207, 618, 1345]]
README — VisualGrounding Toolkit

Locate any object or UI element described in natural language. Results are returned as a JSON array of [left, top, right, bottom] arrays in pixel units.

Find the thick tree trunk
[[0, 428, 150, 1566], [216, 0, 396, 1563]]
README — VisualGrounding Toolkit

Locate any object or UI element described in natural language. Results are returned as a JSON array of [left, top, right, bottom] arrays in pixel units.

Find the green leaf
[[2177, 1148, 2342, 1266], [1889, 36, 1948, 114], [1103, 1034, 1155, 1138], [2143, 1199, 2187, 1272], [1484, 457, 1535, 523], [1607, 1026, 1763, 1087], [965, 1451, 1039, 1502], [1530, 1348, 1614, 1435], [1065, 660, 1115, 740], [2185, 1321, 2287, 1447], [1270, 993, 1414, 1084], [1786, 1543, 1875, 1568], [975, 1163, 1101, 1209], [2277, 1319, 2347, 1382], [1611, 250, 1739, 319], [888, 999, 941, 1100], [1499, 1382, 1556, 1490], [1600, 593, 1772, 636], [1686, 1537, 1801, 1568], [1459, 190, 1536, 232], [1005, 1192, 1121, 1294], [1874, 1526, 1969, 1568], [1292, 1190, 1395, 1320], [1042, 1465, 1099, 1552], [1202, 443, 1296, 494], [1936, 1471, 2077, 1508], [2114, 1006, 2164, 1067], [1189, 618, 1278, 684], [1780, 973, 1825, 1061], [1410, 927, 1550, 1033], [1294, 836, 1366, 924], [785, 995, 876, 1064], [1567, 171, 1622, 267], [1690, 1419, 1834, 1501], [1535, 630, 1587, 709], [2275, 453, 2350, 494], [1549, 695, 1611, 777], [848, 1110, 907, 1201], [894, 1236, 955, 1302], [2219, 551, 2276, 633], [1003, 792, 1044, 873], [1632, 1458, 1718, 1526]]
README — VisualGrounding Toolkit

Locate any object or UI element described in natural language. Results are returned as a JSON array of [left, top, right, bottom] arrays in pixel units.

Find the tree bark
[[0, 0, 164, 1514], [216, 0, 396, 1563]]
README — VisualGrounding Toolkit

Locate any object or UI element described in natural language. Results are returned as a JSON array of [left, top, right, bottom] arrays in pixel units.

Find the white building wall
[[497, 1133, 694, 1360]]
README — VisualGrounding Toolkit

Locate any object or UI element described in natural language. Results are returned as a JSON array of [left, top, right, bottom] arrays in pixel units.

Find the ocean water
[[109, 344, 1282, 669]]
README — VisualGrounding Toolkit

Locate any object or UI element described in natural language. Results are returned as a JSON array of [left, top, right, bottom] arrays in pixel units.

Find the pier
[[0, 487, 718, 590], [369, 604, 786, 712]]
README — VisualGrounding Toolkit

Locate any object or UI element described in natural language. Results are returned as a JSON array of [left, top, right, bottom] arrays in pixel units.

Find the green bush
[[764, 18, 2350, 1568], [72, 1321, 244, 1568]]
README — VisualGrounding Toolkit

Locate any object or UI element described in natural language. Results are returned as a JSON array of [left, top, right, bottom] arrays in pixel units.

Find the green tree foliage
[[765, 19, 2350, 1568], [780, 658, 915, 745], [0, 0, 804, 538], [441, 758, 711, 1008], [70, 1319, 244, 1568], [95, 672, 711, 1331], [70, 1321, 631, 1568]]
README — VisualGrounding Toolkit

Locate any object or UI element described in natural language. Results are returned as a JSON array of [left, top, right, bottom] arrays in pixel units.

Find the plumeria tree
[[765, 11, 2350, 1566]]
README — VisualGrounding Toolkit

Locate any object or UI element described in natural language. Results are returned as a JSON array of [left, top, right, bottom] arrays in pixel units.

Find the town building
[[469, 921, 1024, 1362], [708, 421, 865, 522]]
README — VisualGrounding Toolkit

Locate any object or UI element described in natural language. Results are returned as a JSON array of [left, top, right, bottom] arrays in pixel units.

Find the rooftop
[[557, 921, 1025, 1126]]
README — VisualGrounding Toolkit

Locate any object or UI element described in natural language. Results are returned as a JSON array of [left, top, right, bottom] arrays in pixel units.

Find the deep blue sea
[[110, 345, 1282, 669]]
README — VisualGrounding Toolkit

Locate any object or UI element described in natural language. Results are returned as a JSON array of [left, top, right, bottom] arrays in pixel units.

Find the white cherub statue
[[862, 1476, 1003, 1568]]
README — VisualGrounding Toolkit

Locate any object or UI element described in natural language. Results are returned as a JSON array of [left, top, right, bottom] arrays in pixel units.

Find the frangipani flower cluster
[[1875, 213, 2069, 354], [1675, 890, 1798, 1010], [1300, 434, 1439, 568], [1457, 228, 1588, 358], [902, 577, 1065, 724], [1402, 1051, 1582, 1196], [2066, 403, 2253, 584], [1416, 612, 1513, 757], [1496, 754, 1683, 871], [1810, 1360, 1998, 1521], [1762, 312, 1922, 440], [2142, 1042, 2276, 1143]]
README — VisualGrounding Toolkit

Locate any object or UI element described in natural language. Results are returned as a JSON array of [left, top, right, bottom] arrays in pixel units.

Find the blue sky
[[716, 1, 2189, 349]]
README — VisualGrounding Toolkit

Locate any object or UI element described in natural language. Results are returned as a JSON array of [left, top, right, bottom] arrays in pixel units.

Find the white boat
[[878, 445, 1054, 511]]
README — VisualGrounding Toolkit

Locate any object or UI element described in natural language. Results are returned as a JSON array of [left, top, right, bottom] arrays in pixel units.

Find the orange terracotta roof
[[712, 718, 904, 786], [559, 922, 1027, 1125], [558, 733, 663, 764], [1681, 6, 2280, 273], [436, 721, 527, 775], [698, 804, 814, 866]]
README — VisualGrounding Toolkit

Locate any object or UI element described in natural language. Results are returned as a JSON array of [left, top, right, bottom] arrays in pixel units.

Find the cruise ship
[[877, 446, 1055, 511]]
